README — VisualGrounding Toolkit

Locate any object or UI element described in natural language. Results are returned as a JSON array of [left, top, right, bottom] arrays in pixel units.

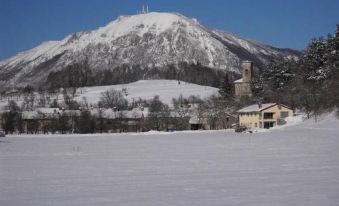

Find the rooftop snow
[[237, 103, 276, 113], [91, 108, 149, 119], [234, 78, 244, 83]]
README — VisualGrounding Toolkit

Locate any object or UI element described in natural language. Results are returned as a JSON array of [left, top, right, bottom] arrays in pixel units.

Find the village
[[0, 61, 295, 135], [1, 1, 339, 205]]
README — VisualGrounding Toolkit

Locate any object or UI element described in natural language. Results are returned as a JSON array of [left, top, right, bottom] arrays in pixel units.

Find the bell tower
[[241, 61, 253, 82], [234, 60, 253, 97]]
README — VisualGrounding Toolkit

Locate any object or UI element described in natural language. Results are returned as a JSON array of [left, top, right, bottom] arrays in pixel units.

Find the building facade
[[189, 113, 237, 130], [237, 103, 294, 129]]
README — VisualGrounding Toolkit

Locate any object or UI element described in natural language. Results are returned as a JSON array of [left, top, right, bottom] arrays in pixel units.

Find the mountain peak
[[0, 11, 300, 90], [96, 12, 198, 38]]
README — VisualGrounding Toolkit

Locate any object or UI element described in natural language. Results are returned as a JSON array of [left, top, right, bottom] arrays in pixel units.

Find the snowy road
[[1, 114, 339, 206]]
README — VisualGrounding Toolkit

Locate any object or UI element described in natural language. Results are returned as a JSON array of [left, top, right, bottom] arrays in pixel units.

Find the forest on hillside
[[219, 25, 339, 119]]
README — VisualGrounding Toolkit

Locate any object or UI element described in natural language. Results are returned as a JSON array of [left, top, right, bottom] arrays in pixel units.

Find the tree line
[[217, 25, 339, 119], [251, 25, 339, 119], [44, 61, 228, 91]]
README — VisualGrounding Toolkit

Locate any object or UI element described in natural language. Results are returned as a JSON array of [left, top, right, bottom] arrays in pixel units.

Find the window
[[245, 69, 249, 75], [280, 111, 289, 119], [264, 121, 275, 129], [264, 113, 274, 119], [255, 123, 257, 127]]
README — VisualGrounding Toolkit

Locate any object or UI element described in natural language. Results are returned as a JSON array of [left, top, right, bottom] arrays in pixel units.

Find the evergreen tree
[[254, 58, 298, 106], [218, 73, 234, 98], [251, 75, 264, 98], [301, 38, 328, 83], [58, 113, 71, 134], [327, 25, 339, 113], [299, 38, 329, 119], [2, 101, 22, 134], [78, 111, 95, 134], [148, 95, 170, 130]]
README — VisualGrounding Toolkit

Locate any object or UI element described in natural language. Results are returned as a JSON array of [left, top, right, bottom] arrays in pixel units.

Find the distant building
[[22, 108, 61, 134], [189, 113, 237, 130], [90, 107, 149, 133], [234, 61, 253, 97], [237, 103, 294, 129]]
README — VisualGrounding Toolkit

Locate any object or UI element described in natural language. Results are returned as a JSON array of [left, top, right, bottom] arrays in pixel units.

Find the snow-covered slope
[[212, 30, 300, 68], [0, 80, 218, 109], [76, 80, 218, 106], [0, 12, 300, 89]]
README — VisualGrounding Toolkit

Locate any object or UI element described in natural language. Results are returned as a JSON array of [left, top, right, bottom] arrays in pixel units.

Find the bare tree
[[98, 89, 128, 110], [148, 95, 170, 130], [21, 93, 36, 111]]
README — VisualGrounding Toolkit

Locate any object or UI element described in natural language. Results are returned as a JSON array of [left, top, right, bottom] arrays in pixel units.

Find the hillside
[[0, 80, 219, 109], [75, 80, 218, 106], [0, 12, 300, 90]]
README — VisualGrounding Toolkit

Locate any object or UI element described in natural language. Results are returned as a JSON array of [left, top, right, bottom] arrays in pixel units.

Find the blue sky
[[0, 0, 338, 60]]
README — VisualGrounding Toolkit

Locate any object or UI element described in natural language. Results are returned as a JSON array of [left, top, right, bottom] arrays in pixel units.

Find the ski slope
[[76, 80, 219, 105], [1, 113, 339, 205]]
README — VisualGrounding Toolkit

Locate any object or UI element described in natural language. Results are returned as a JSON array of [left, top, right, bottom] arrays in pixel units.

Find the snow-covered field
[[0, 80, 218, 110], [76, 80, 219, 105], [1, 113, 339, 206]]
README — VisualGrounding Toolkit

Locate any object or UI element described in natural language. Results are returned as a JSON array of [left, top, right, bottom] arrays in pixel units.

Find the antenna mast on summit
[[139, 5, 149, 14]]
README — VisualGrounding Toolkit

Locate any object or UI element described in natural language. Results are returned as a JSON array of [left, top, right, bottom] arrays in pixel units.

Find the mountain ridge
[[0, 12, 301, 90]]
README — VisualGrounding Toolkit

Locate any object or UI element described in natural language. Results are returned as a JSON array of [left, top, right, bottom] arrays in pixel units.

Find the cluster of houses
[[0, 103, 293, 134], [18, 107, 150, 133], [0, 105, 237, 133], [0, 61, 295, 134]]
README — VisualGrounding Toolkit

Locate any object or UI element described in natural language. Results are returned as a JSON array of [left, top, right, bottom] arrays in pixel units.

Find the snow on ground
[[0, 80, 218, 110], [249, 114, 305, 133], [1, 113, 339, 206], [76, 80, 219, 105]]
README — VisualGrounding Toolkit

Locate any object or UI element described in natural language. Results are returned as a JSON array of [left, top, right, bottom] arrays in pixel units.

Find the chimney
[[258, 102, 262, 109]]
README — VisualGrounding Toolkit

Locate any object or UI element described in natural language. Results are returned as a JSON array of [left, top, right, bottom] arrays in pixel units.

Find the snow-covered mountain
[[0, 12, 300, 90]]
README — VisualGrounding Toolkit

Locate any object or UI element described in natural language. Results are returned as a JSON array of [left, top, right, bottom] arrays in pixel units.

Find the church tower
[[241, 61, 253, 82], [234, 61, 253, 97]]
